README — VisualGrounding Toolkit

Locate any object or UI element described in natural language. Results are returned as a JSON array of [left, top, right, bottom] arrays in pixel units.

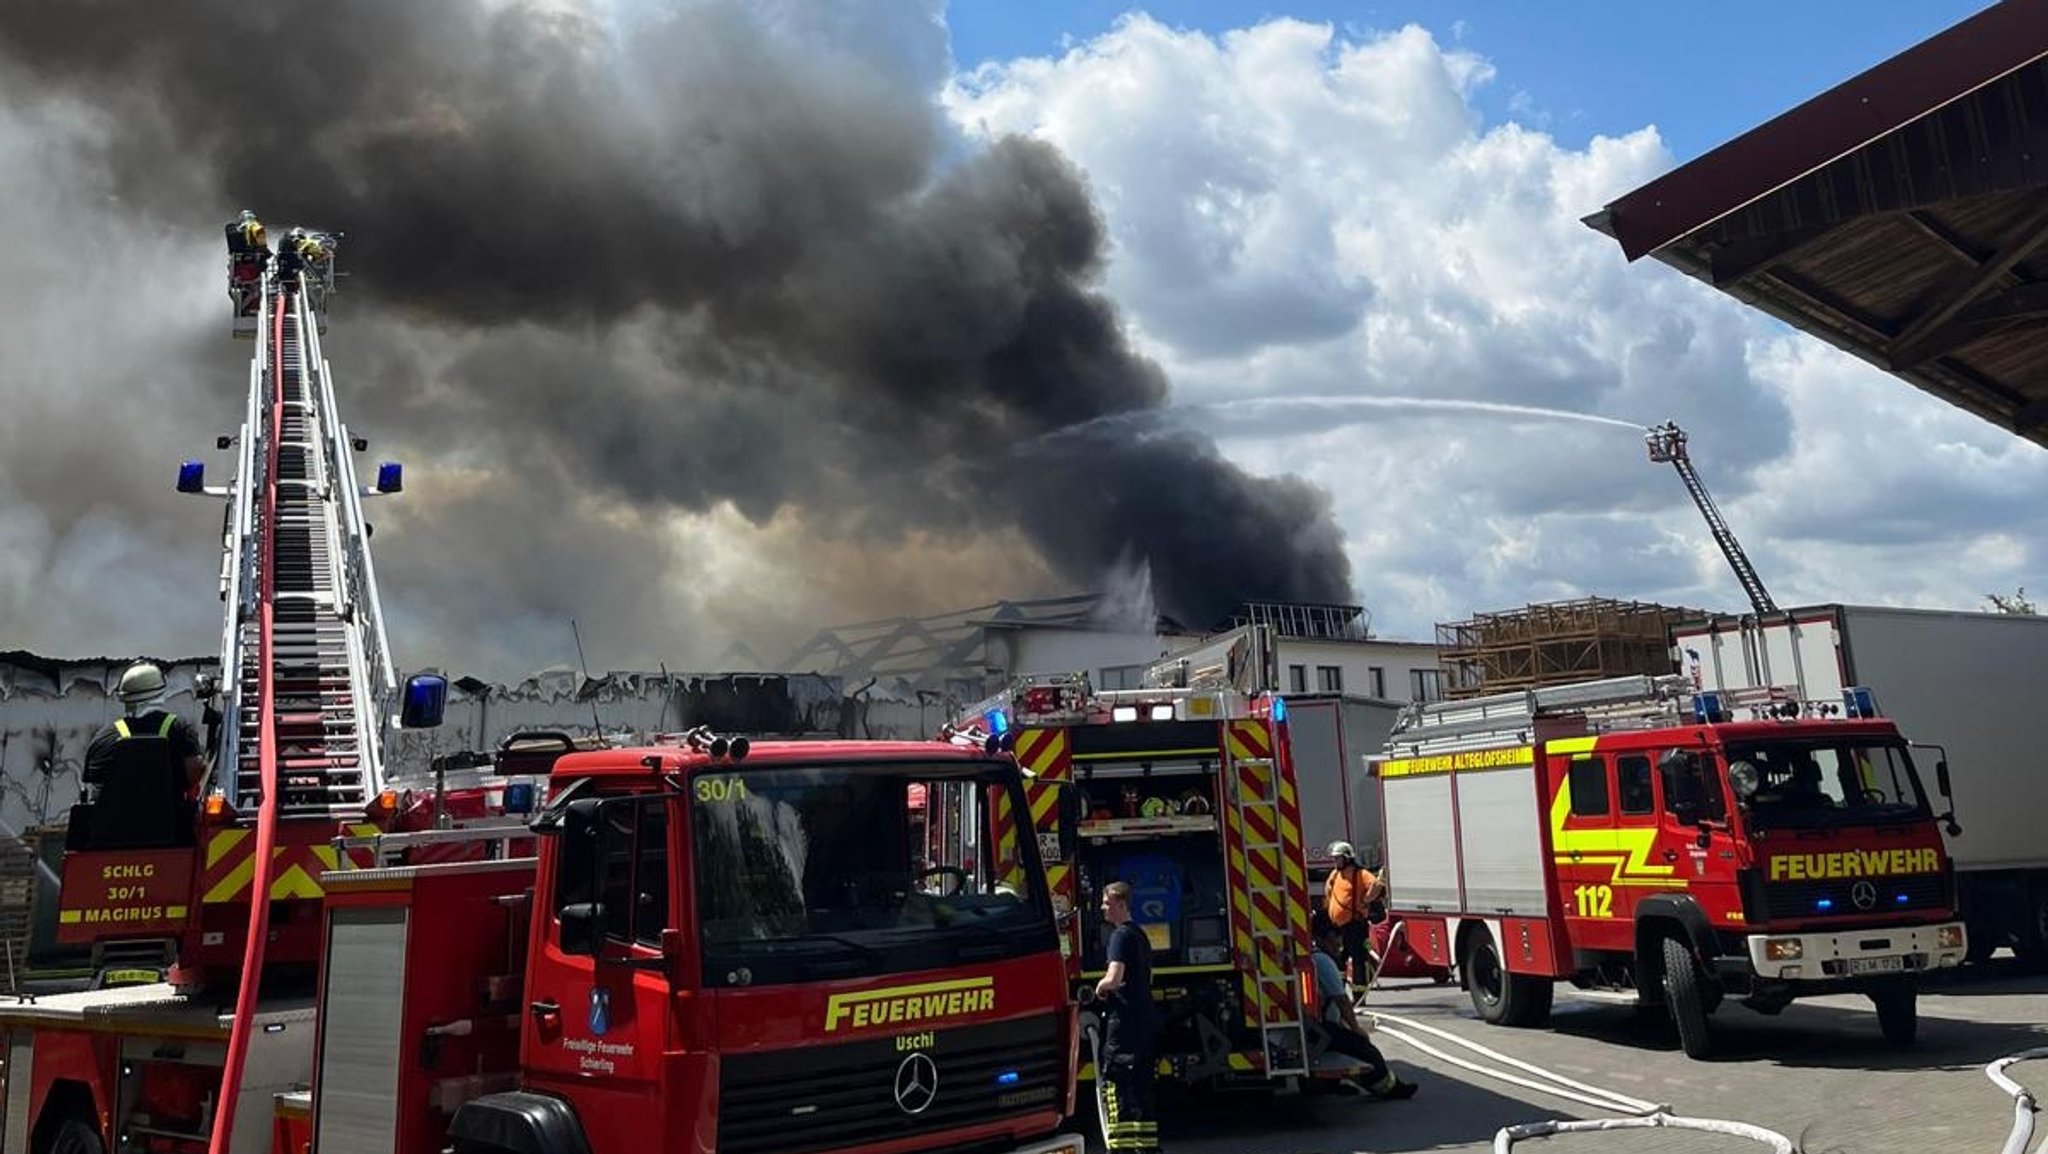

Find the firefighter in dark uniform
[[1094, 880, 1158, 1154], [82, 662, 208, 848]]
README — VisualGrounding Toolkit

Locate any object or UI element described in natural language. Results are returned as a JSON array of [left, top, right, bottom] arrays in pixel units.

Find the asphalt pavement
[[1162, 954, 2048, 1154]]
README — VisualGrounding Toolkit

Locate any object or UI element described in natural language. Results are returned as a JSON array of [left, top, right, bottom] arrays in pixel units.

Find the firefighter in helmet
[[82, 661, 208, 848], [1325, 841, 1385, 984], [224, 209, 270, 317]]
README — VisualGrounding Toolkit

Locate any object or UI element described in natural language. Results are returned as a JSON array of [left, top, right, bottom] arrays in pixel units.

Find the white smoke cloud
[[945, 13, 2048, 637]]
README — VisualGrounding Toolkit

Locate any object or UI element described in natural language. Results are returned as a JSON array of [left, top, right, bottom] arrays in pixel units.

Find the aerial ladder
[[47, 238, 422, 1151], [1645, 421, 1778, 615]]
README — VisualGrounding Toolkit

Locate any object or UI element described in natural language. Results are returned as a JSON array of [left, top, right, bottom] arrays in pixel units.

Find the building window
[[1409, 669, 1443, 703], [1099, 664, 1144, 690], [1288, 664, 1308, 694], [1368, 667, 1386, 698], [1316, 665, 1343, 692]]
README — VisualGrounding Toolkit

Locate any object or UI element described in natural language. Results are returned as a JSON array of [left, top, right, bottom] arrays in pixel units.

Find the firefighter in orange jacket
[[1325, 841, 1384, 984]]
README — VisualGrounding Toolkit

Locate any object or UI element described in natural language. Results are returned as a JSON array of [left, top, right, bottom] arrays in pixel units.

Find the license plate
[[1847, 955, 1905, 975]]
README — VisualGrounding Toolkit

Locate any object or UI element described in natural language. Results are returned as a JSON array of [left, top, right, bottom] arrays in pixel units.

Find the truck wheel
[[1462, 929, 1553, 1027], [1871, 983, 1918, 1046], [2017, 887, 2048, 973], [1659, 936, 1715, 1060], [39, 1119, 104, 1154]]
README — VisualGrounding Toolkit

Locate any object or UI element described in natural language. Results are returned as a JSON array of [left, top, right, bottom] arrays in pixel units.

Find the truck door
[[1612, 752, 1686, 922], [1551, 753, 1630, 951], [522, 793, 678, 1130]]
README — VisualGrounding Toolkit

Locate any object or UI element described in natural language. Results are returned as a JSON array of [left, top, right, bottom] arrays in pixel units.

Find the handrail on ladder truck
[[207, 282, 291, 1154], [188, 247, 405, 1154], [1645, 421, 1778, 616]]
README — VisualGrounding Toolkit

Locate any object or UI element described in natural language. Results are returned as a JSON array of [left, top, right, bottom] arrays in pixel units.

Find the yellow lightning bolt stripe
[[1547, 758, 1684, 888]]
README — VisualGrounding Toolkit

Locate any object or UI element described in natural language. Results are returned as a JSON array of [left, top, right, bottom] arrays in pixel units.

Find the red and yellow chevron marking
[[1274, 747, 1312, 943], [201, 823, 380, 904], [1014, 728, 1073, 782], [1216, 769, 1261, 1027], [1225, 719, 1272, 763], [992, 787, 1023, 889]]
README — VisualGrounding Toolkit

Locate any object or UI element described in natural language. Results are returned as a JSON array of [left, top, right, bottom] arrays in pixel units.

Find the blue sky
[[947, 1, 1999, 164]]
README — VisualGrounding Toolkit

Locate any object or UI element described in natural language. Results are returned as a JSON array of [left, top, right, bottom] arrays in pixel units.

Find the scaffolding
[[1435, 597, 1705, 700], [1230, 601, 1372, 641]]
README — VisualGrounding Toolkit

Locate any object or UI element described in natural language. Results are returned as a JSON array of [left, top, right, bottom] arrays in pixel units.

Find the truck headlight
[[1937, 925, 1965, 950], [1763, 938, 1803, 961]]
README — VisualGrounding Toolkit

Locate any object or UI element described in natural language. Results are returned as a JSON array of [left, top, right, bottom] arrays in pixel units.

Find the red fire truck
[[0, 247, 1080, 1154], [1367, 673, 1968, 1059], [959, 625, 1368, 1112]]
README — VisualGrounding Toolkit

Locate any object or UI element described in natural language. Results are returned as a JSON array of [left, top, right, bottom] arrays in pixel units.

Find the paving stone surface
[[1156, 958, 2048, 1154]]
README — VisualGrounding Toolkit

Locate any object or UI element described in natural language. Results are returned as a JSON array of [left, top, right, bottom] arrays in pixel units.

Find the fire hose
[[1362, 920, 1797, 1151], [1988, 1047, 2048, 1154]]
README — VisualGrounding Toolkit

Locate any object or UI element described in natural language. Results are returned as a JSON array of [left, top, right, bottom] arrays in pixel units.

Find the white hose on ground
[[1492, 1114, 1797, 1153], [1366, 1009, 1665, 1115], [1358, 966, 1796, 1152], [1370, 1022, 1655, 1117], [1986, 1047, 2048, 1154]]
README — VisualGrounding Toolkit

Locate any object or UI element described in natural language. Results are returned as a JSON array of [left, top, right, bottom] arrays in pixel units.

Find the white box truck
[[1673, 604, 2048, 967], [1285, 694, 1403, 886]]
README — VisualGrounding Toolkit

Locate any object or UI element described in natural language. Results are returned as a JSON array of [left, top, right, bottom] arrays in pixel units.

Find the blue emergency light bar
[[1270, 696, 1288, 723], [1691, 692, 1726, 724], [503, 782, 537, 815], [1842, 687, 1879, 719], [987, 708, 1010, 736], [177, 460, 206, 493], [376, 462, 404, 494]]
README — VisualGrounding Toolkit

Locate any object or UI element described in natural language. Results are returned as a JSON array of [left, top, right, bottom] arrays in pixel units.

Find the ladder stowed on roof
[[1383, 674, 1700, 758]]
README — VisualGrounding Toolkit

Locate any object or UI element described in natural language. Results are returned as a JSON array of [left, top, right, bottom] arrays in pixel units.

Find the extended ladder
[[213, 268, 400, 816], [1227, 734, 1310, 1077]]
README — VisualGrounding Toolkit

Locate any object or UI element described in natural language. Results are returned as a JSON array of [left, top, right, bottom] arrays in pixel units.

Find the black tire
[[1965, 926, 1996, 966], [40, 1119, 104, 1154], [1872, 982, 1918, 1046], [1462, 930, 1553, 1027], [1659, 936, 1715, 1059], [2016, 886, 2048, 973]]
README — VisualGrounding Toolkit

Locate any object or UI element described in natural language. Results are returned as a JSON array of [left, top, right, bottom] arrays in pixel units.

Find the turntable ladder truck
[[1, 248, 1082, 1154], [6, 247, 464, 1154]]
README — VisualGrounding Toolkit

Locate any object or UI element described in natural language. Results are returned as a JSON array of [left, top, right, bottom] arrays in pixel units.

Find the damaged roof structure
[[1588, 0, 2048, 446]]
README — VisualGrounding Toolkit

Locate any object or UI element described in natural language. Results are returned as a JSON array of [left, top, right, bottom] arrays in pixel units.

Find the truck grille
[[718, 1014, 1063, 1154], [1756, 873, 1947, 922]]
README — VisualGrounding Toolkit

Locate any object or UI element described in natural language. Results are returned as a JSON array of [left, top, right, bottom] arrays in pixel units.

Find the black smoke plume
[[0, 0, 1352, 672]]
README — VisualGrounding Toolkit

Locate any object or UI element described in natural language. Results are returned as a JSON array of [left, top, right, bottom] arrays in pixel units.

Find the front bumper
[[1745, 921, 1967, 982], [1011, 1134, 1086, 1154]]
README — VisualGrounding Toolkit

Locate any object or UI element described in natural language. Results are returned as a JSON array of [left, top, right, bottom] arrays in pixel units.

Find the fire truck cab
[[1370, 674, 1968, 1060], [435, 728, 1081, 1154]]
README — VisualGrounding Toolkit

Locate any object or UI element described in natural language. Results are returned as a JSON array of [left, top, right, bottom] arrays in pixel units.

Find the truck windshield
[[1725, 739, 1930, 829], [691, 760, 1054, 988]]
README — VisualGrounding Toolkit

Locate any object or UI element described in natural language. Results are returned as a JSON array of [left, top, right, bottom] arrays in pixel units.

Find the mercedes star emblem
[[894, 1052, 939, 1115], [1851, 880, 1878, 910]]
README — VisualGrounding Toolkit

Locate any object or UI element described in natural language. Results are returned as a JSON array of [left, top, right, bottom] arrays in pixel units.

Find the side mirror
[[1936, 759, 1952, 799], [400, 673, 448, 729], [559, 902, 605, 956]]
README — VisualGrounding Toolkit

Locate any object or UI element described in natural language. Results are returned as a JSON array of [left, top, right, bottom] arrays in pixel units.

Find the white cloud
[[945, 13, 2048, 638]]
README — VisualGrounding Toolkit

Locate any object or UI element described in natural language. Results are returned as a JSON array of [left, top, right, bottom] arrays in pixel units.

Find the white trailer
[[1673, 604, 2048, 967], [1284, 694, 1402, 885]]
